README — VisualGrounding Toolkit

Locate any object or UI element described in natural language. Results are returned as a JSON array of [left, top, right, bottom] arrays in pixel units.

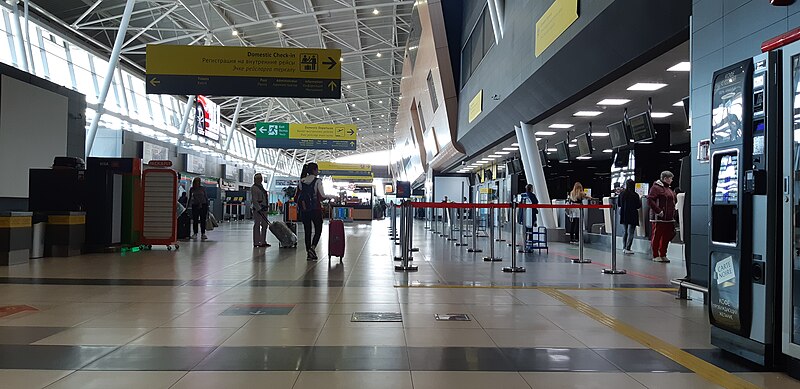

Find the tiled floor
[[0, 219, 796, 388]]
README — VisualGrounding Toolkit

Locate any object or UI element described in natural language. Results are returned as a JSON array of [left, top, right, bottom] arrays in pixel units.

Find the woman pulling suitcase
[[295, 163, 335, 260], [251, 173, 271, 248]]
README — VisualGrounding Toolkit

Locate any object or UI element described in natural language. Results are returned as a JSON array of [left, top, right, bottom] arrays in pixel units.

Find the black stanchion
[[483, 206, 502, 262], [571, 206, 591, 264], [503, 201, 525, 272], [467, 206, 482, 253], [603, 198, 627, 275], [396, 202, 418, 272], [455, 204, 467, 247]]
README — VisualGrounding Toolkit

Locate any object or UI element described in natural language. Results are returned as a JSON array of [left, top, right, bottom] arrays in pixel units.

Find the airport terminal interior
[[6, 0, 800, 388]]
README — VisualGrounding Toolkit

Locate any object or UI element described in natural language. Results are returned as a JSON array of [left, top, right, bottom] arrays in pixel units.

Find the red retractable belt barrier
[[517, 203, 611, 209]]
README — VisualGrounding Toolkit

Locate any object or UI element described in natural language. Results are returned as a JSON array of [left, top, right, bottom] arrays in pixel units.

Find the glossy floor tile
[[0, 220, 793, 389]]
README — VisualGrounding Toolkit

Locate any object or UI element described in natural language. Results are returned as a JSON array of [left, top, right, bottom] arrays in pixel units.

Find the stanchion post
[[409, 202, 419, 252], [468, 206, 482, 253], [571, 205, 591, 264], [503, 201, 525, 272], [456, 203, 467, 246], [483, 206, 502, 262], [439, 206, 447, 237], [396, 202, 418, 272], [603, 200, 626, 274], [447, 208, 457, 241]]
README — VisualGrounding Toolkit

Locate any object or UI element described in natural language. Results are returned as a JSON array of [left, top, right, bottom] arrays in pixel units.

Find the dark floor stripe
[[0, 344, 775, 373]]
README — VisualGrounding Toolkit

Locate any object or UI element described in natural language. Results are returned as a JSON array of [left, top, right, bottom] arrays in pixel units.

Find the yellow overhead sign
[[147, 45, 341, 79], [535, 0, 579, 57], [290, 124, 357, 141], [469, 90, 483, 123], [146, 45, 342, 98], [332, 175, 374, 183], [317, 162, 372, 172]]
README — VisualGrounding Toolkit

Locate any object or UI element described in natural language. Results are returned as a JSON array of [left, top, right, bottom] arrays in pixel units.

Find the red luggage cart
[[138, 162, 179, 251]]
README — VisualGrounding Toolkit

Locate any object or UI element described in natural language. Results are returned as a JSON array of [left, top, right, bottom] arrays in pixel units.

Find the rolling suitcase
[[328, 219, 345, 261], [177, 212, 191, 240], [269, 220, 298, 248]]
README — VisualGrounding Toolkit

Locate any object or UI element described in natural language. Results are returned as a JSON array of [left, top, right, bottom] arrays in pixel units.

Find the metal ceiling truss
[[50, 0, 413, 165]]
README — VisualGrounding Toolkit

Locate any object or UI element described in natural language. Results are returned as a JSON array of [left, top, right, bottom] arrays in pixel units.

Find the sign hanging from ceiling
[[145, 45, 342, 99], [332, 175, 374, 183], [255, 122, 357, 150], [316, 162, 372, 176]]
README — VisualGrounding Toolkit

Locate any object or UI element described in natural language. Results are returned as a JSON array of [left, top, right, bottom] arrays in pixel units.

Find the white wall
[[434, 176, 470, 202], [0, 75, 68, 198]]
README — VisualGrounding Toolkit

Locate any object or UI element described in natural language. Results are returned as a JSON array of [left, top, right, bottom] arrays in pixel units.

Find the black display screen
[[576, 133, 592, 157], [608, 121, 629, 149], [629, 112, 654, 142], [613, 149, 630, 168], [555, 141, 569, 162], [712, 66, 746, 144]]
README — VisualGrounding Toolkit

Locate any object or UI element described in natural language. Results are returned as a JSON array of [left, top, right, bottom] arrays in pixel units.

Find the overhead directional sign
[[317, 162, 372, 176], [146, 45, 341, 98], [332, 175, 374, 183], [256, 122, 357, 150]]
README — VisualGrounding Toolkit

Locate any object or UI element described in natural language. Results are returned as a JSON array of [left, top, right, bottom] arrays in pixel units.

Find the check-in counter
[[351, 206, 373, 221], [0, 212, 32, 265], [46, 211, 85, 257]]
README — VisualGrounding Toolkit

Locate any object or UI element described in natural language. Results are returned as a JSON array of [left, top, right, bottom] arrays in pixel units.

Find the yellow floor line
[[393, 284, 677, 292], [539, 287, 758, 389]]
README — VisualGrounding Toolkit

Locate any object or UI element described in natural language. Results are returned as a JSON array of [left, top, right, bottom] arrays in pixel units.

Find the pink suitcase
[[328, 219, 345, 261]]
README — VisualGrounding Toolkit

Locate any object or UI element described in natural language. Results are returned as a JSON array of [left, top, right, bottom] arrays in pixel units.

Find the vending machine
[[709, 51, 781, 366]]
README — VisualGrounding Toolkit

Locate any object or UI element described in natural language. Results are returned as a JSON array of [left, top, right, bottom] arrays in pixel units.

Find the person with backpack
[[251, 173, 270, 248], [618, 179, 642, 254], [295, 163, 335, 260], [187, 177, 209, 241]]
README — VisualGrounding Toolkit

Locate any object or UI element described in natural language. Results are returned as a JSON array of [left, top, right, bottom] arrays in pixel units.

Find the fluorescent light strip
[[496, 151, 511, 155], [546, 148, 557, 152], [667, 62, 690, 72], [573, 111, 603, 117], [592, 132, 610, 137], [673, 101, 684, 107], [547, 124, 572, 129], [602, 149, 612, 153], [597, 98, 630, 106], [511, 143, 519, 146], [502, 147, 518, 151], [628, 82, 668, 91], [576, 156, 592, 160], [535, 131, 557, 135], [650, 112, 673, 118]]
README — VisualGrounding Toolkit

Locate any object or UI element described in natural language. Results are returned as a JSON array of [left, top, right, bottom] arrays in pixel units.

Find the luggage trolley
[[138, 161, 179, 251]]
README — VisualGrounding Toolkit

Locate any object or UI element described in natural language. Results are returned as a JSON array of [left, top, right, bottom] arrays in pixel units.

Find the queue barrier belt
[[401, 202, 611, 210]]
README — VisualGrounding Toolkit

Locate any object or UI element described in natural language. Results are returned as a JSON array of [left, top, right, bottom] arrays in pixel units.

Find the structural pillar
[[224, 96, 244, 152], [514, 125, 535, 185], [520, 122, 556, 229], [85, 0, 136, 156]]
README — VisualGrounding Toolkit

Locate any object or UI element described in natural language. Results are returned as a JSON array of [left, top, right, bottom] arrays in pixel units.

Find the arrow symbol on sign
[[328, 81, 337, 91], [149, 77, 160, 87], [348, 129, 355, 136], [323, 56, 337, 69], [350, 141, 355, 146]]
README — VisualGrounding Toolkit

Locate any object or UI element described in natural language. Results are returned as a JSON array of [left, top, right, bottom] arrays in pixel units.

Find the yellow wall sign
[[535, 0, 579, 57], [469, 90, 483, 123], [146, 45, 342, 98], [317, 162, 372, 172]]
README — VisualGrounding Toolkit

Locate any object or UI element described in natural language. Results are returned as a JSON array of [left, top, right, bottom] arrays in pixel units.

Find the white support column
[[84, 0, 135, 156], [514, 125, 534, 185], [10, 0, 28, 72], [486, 0, 502, 45], [177, 95, 195, 136], [224, 96, 243, 152], [494, 0, 505, 38], [521, 122, 555, 228], [22, 0, 32, 72]]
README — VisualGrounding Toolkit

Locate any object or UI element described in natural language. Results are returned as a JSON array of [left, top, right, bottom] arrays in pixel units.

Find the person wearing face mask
[[648, 171, 677, 263]]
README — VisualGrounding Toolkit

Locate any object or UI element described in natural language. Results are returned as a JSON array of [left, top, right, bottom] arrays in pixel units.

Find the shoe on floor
[[652, 256, 670, 263], [191, 233, 197, 239], [623, 249, 634, 254], [307, 249, 317, 260], [201, 234, 207, 241]]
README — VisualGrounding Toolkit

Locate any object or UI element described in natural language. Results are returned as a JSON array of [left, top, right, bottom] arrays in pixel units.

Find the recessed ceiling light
[[511, 143, 519, 146], [667, 62, 690, 72], [535, 131, 557, 136], [340, 57, 344, 62], [576, 156, 592, 160], [547, 124, 572, 129], [231, 29, 239, 36], [502, 147, 518, 151], [275, 21, 283, 28], [378, 81, 383, 85], [379, 100, 384, 104], [639, 141, 653, 144], [376, 52, 382, 58], [486, 156, 500, 159], [546, 148, 557, 152], [496, 151, 511, 155], [346, 85, 351, 89], [573, 111, 603, 117], [372, 8, 380, 15], [651, 112, 673, 118], [570, 139, 577, 143], [597, 98, 631, 106], [673, 101, 684, 107], [602, 149, 613, 153], [592, 132, 610, 137], [628, 82, 668, 91], [546, 152, 553, 155], [497, 165, 505, 169], [568, 144, 577, 148]]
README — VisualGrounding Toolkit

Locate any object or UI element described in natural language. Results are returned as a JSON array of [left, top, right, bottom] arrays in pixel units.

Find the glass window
[[483, 8, 494, 57], [426, 70, 439, 113]]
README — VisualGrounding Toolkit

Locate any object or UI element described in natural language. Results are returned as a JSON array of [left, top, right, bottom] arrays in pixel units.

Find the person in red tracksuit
[[647, 171, 677, 263]]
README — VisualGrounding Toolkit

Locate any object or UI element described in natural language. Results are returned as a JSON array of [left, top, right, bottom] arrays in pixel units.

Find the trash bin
[[45, 211, 85, 257], [31, 213, 47, 259], [0, 211, 32, 266]]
